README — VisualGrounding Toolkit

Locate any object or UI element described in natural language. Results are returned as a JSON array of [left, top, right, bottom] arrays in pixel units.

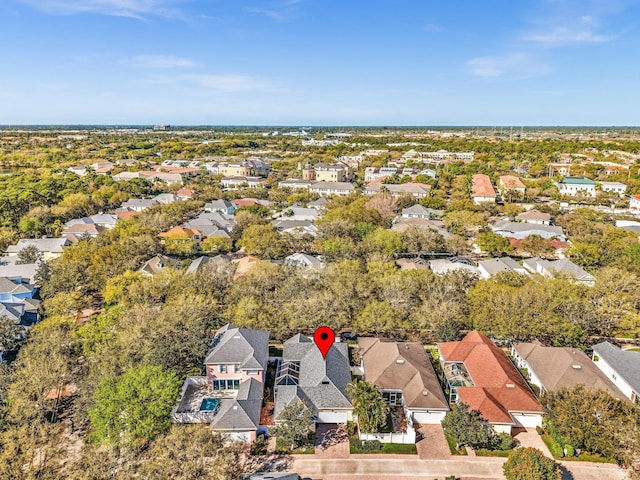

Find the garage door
[[513, 413, 542, 428], [225, 431, 252, 443], [317, 410, 348, 423], [412, 410, 447, 425]]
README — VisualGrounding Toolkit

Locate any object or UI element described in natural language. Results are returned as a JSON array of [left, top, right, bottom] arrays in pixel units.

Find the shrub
[[497, 433, 515, 451], [564, 444, 574, 457], [250, 435, 268, 455], [549, 441, 564, 458], [536, 425, 544, 435], [349, 438, 382, 451], [346, 420, 357, 437]]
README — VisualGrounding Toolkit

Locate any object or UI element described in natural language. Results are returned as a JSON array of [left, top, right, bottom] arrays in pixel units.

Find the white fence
[[359, 429, 416, 444]]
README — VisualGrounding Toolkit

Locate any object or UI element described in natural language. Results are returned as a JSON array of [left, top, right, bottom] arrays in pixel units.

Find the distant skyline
[[1, 0, 639, 125]]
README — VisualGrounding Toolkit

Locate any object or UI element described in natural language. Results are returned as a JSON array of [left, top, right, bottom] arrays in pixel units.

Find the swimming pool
[[200, 398, 220, 411]]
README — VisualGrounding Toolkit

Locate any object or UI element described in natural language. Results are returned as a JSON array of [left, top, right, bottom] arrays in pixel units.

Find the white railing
[[359, 429, 416, 444]]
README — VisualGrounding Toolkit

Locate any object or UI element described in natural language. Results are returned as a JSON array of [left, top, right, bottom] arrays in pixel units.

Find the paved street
[[290, 456, 628, 480]]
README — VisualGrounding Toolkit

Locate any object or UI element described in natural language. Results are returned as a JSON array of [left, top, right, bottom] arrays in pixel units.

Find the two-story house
[[172, 324, 269, 442]]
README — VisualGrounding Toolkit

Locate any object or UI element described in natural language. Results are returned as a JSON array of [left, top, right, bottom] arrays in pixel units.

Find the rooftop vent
[[422, 390, 429, 396], [233, 334, 241, 339], [506, 383, 515, 388], [396, 359, 405, 364], [572, 364, 582, 369]]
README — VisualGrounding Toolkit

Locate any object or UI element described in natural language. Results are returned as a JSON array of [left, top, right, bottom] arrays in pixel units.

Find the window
[[212, 379, 241, 390], [219, 364, 228, 373], [246, 370, 259, 375]]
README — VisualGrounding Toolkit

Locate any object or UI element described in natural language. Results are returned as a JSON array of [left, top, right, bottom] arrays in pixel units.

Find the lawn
[[445, 433, 468, 456], [541, 434, 616, 464], [475, 448, 513, 458], [349, 441, 417, 454], [626, 347, 640, 352]]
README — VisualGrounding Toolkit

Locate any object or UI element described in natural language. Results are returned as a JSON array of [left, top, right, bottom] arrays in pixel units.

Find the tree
[[518, 235, 556, 258], [201, 236, 231, 255], [346, 379, 390, 434], [270, 399, 314, 449], [542, 385, 640, 465], [503, 447, 562, 480], [443, 210, 487, 236], [441, 402, 496, 449], [237, 224, 285, 259], [88, 365, 181, 448], [0, 317, 27, 353], [16, 244, 41, 264], [476, 231, 513, 255]]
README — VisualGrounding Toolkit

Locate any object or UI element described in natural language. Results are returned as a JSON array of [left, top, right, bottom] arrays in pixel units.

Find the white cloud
[[183, 74, 268, 92], [19, 0, 189, 19], [423, 23, 443, 33], [466, 53, 550, 80], [246, 0, 305, 21], [140, 73, 270, 93], [522, 25, 616, 46], [128, 55, 198, 68]]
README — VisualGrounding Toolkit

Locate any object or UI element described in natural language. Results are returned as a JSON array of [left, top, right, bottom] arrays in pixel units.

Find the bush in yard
[[349, 438, 382, 451], [503, 447, 562, 480], [564, 444, 574, 457], [498, 432, 515, 450]]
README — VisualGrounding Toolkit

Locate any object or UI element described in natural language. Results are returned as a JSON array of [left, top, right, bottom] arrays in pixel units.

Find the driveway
[[416, 424, 452, 459], [314, 423, 349, 458], [513, 427, 553, 457]]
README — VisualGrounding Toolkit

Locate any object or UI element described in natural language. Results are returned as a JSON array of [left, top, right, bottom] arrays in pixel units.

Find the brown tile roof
[[158, 226, 202, 238], [359, 338, 448, 410], [115, 210, 140, 219], [439, 331, 541, 423], [499, 175, 525, 189], [471, 174, 496, 198], [513, 342, 627, 399]]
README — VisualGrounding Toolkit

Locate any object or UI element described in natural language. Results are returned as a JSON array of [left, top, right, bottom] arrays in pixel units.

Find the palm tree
[[346, 379, 390, 434]]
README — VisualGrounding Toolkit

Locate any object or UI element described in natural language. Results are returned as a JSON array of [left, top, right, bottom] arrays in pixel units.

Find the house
[[364, 167, 398, 182], [499, 175, 526, 199], [515, 210, 551, 225], [308, 198, 329, 210], [556, 177, 597, 198], [172, 324, 269, 442], [631, 194, 640, 212], [284, 253, 325, 271], [139, 255, 178, 277], [438, 331, 543, 434], [186, 254, 234, 275], [221, 176, 267, 189], [281, 207, 320, 222], [391, 217, 451, 237], [184, 212, 234, 233], [205, 200, 237, 215], [428, 258, 479, 276], [358, 338, 449, 428], [477, 257, 528, 279], [89, 214, 119, 229], [314, 163, 351, 182], [272, 219, 318, 237], [549, 163, 571, 176], [159, 226, 203, 242], [153, 193, 181, 205], [592, 342, 640, 404], [511, 342, 627, 399], [61, 223, 105, 238], [176, 188, 196, 200], [491, 220, 565, 241], [5, 238, 71, 261], [599, 181, 627, 196], [364, 183, 430, 199], [0, 276, 39, 327], [120, 198, 159, 212], [401, 205, 437, 220], [309, 181, 355, 197], [275, 334, 352, 425], [0, 256, 39, 284], [522, 257, 595, 286], [277, 179, 313, 190], [471, 174, 496, 204]]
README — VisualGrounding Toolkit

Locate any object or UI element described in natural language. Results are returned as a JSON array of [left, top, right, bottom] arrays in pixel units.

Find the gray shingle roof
[[210, 378, 263, 430], [6, 238, 70, 254], [275, 335, 352, 419], [204, 324, 269, 371], [593, 342, 640, 394]]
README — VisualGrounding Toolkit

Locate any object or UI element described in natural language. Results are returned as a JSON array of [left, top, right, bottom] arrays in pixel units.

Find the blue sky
[[1, 0, 639, 125]]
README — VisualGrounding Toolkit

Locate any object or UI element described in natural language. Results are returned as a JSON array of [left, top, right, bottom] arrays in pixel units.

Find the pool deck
[[175, 383, 238, 413]]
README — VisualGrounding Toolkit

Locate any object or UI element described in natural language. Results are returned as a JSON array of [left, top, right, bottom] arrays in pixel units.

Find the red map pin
[[313, 326, 335, 359]]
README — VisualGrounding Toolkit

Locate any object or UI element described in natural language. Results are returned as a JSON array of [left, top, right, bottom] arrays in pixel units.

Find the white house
[[592, 342, 640, 404]]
